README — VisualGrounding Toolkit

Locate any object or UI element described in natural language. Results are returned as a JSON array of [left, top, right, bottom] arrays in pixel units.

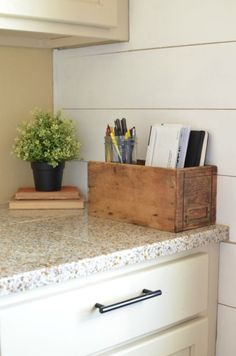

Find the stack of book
[[9, 186, 84, 210], [145, 123, 208, 169]]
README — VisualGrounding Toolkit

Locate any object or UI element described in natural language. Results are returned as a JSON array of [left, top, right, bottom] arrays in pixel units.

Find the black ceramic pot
[[31, 162, 65, 191]]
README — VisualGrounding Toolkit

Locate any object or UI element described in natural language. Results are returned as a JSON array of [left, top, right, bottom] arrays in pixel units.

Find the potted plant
[[12, 108, 81, 191]]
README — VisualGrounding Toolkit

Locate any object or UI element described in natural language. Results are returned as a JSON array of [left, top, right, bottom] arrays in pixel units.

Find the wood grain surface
[[88, 162, 217, 232], [9, 198, 84, 210], [15, 186, 80, 200]]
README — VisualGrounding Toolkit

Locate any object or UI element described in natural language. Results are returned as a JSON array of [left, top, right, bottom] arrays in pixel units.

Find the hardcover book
[[184, 130, 206, 167], [15, 186, 80, 200], [9, 198, 84, 210]]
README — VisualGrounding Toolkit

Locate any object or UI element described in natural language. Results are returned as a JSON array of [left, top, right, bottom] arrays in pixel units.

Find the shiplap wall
[[54, 1, 236, 354]]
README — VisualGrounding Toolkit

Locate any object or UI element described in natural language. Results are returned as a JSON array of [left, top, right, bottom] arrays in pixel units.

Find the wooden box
[[88, 161, 217, 232]]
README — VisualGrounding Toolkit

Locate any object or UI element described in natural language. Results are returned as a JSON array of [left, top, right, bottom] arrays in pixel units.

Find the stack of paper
[[145, 123, 208, 168], [145, 124, 190, 168]]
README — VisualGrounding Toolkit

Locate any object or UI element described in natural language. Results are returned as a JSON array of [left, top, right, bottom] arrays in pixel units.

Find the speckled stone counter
[[0, 206, 229, 296]]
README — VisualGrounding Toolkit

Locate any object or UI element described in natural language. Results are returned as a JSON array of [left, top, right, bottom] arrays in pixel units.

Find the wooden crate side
[[210, 167, 217, 224], [175, 170, 185, 232], [88, 162, 177, 231], [180, 165, 217, 178], [182, 166, 216, 230]]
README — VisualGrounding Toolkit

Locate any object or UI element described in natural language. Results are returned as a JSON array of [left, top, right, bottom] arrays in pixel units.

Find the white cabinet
[[0, 0, 117, 28], [0, 0, 128, 48], [102, 318, 208, 356], [0, 254, 208, 356], [0, 246, 219, 356], [216, 304, 236, 356]]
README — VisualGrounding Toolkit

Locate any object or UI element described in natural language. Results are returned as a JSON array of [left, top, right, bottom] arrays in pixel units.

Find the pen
[[129, 126, 136, 138], [115, 119, 122, 136], [110, 131, 123, 163], [121, 118, 127, 136], [125, 130, 130, 140], [106, 125, 110, 136]]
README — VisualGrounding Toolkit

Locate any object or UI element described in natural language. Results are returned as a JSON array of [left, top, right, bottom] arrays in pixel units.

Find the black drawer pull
[[95, 289, 162, 314]]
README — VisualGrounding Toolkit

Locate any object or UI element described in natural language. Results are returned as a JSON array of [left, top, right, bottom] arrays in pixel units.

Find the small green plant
[[12, 108, 81, 167]]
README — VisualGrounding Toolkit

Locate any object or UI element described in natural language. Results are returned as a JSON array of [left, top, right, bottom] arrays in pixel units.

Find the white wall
[[54, 1, 236, 354]]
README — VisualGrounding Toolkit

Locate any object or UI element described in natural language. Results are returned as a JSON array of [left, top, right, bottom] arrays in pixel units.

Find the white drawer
[[101, 317, 208, 356], [0, 253, 208, 356]]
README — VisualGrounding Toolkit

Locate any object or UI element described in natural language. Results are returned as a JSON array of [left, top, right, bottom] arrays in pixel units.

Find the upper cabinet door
[[0, 0, 117, 28], [0, 0, 128, 48]]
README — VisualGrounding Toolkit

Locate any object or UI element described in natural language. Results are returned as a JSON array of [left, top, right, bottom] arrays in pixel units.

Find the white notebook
[[146, 123, 189, 168]]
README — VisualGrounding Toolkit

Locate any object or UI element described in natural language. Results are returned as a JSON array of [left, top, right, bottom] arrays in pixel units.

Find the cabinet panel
[[218, 242, 236, 307], [0, 254, 208, 356], [170, 349, 190, 356], [101, 318, 208, 356], [0, 0, 128, 48], [217, 177, 236, 241], [0, 0, 117, 28], [216, 304, 236, 356]]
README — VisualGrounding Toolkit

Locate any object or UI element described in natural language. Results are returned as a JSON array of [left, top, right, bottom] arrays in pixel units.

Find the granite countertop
[[0, 206, 229, 297]]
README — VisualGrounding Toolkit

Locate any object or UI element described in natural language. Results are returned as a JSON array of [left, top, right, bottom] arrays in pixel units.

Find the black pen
[[115, 119, 122, 136], [121, 118, 127, 135]]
